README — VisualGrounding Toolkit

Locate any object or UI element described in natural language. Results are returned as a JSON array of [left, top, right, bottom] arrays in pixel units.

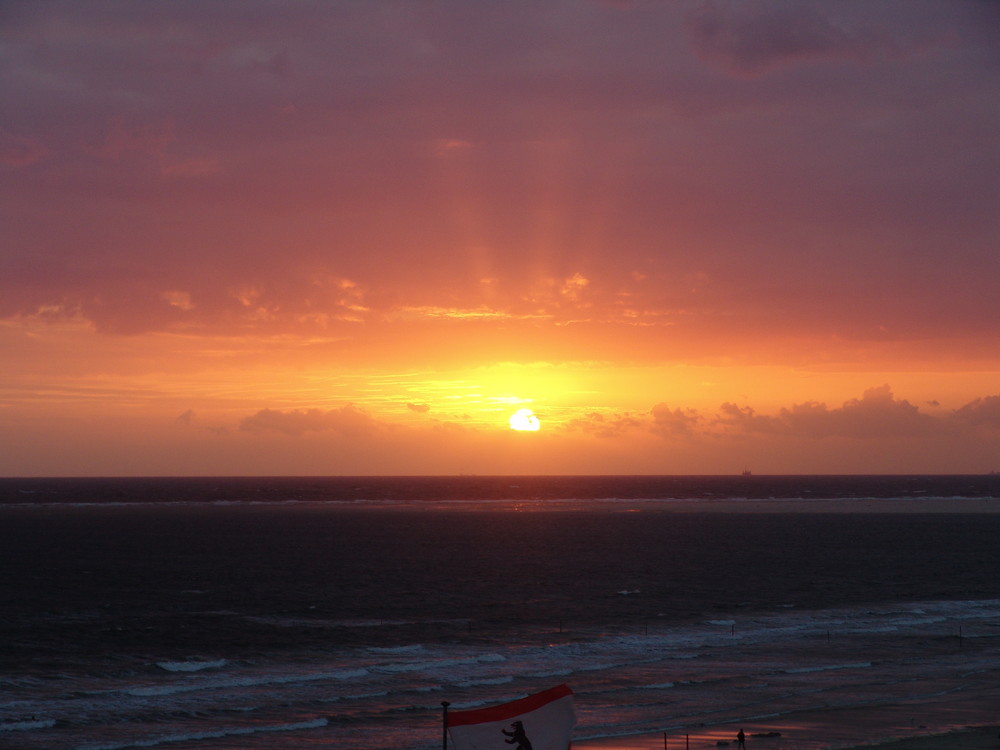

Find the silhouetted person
[[737, 729, 746, 749], [502, 720, 534, 750]]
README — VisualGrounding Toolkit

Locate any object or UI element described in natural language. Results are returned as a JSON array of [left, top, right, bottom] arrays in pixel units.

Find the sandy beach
[[572, 686, 1000, 750], [622, 498, 1000, 515], [575, 725, 1000, 750], [841, 726, 1000, 749]]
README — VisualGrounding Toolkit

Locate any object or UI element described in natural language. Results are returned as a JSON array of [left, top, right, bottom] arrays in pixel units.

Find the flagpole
[[441, 701, 450, 750]]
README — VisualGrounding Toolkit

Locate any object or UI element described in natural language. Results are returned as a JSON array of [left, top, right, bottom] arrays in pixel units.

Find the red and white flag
[[447, 684, 575, 750]]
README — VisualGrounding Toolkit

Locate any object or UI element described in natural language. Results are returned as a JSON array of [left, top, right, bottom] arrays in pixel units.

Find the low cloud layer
[[239, 406, 378, 437], [716, 385, 937, 439], [648, 386, 1000, 444], [234, 386, 1000, 446]]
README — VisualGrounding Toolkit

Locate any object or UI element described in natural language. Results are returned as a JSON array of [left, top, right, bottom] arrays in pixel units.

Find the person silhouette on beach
[[502, 720, 534, 750], [737, 728, 746, 749]]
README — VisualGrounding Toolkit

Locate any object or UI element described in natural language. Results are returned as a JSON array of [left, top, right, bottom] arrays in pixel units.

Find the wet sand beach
[[573, 684, 1000, 750], [576, 724, 1000, 750], [619, 497, 1000, 515], [842, 726, 1000, 749]]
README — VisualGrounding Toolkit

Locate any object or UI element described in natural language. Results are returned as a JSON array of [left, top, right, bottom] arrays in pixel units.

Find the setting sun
[[509, 409, 541, 431]]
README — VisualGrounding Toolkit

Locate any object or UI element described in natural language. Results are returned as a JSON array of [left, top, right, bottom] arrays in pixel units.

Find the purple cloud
[[953, 395, 1000, 429], [685, 1, 948, 76], [717, 386, 936, 439], [650, 403, 700, 436]]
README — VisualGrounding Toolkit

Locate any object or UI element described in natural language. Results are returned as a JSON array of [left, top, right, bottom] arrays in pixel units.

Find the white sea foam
[[0, 718, 56, 732], [77, 718, 328, 750], [375, 653, 505, 674], [456, 676, 514, 688], [442, 694, 529, 711], [126, 668, 368, 697], [156, 660, 227, 672], [367, 644, 425, 654], [785, 662, 872, 674]]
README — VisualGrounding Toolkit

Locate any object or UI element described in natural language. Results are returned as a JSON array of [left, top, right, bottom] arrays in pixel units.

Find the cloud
[[684, 1, 916, 76], [97, 117, 175, 162], [0, 129, 50, 166], [434, 138, 474, 156], [953, 395, 1000, 429], [176, 409, 196, 425], [162, 157, 222, 178], [407, 402, 431, 413], [239, 405, 378, 437], [2, 6, 998, 417], [716, 403, 778, 433], [566, 411, 644, 439], [650, 403, 700, 437], [717, 385, 937, 439]]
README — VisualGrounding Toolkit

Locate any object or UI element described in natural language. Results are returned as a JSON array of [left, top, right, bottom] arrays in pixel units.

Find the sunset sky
[[3, 1, 1000, 476]]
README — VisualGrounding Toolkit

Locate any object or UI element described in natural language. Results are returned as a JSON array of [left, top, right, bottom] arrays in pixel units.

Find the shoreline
[[571, 689, 1000, 750], [574, 725, 1000, 750], [840, 726, 1000, 749]]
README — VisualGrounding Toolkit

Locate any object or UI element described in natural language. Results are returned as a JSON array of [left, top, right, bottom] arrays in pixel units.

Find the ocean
[[1, 476, 999, 750]]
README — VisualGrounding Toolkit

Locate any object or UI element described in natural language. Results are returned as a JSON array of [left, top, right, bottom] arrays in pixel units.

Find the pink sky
[[2, 1, 1000, 476]]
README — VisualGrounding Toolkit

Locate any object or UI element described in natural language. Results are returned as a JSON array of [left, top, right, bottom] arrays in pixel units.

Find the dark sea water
[[1, 476, 999, 750]]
